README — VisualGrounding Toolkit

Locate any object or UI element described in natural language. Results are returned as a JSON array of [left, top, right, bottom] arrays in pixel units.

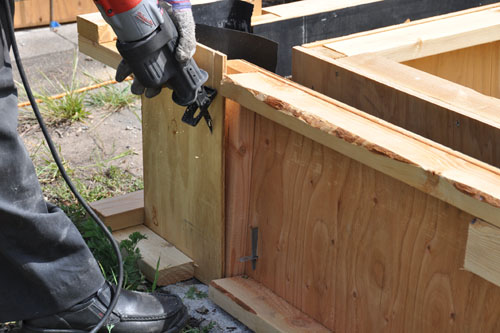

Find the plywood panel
[[244, 113, 500, 332], [403, 41, 500, 99], [142, 45, 227, 283]]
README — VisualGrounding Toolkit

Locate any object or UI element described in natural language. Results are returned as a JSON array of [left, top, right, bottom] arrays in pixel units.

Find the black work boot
[[21, 282, 189, 333]]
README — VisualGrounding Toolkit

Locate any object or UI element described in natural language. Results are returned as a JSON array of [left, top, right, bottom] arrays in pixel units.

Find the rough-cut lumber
[[220, 68, 500, 228], [465, 220, 500, 288], [322, 3, 500, 62], [221, 61, 500, 331], [141, 46, 227, 284], [114, 225, 194, 286], [292, 50, 500, 168], [14, 0, 96, 29], [90, 191, 144, 231], [209, 277, 330, 332]]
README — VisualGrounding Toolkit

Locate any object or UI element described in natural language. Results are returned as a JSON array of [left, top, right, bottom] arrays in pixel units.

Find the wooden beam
[[322, 3, 500, 62], [464, 219, 500, 288], [220, 63, 500, 228], [78, 37, 121, 69], [90, 191, 144, 231], [114, 225, 194, 285], [209, 277, 330, 332], [77, 12, 116, 44]]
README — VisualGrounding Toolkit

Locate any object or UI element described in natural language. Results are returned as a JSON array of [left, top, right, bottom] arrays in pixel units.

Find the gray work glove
[[164, 0, 197, 63], [115, 0, 196, 98]]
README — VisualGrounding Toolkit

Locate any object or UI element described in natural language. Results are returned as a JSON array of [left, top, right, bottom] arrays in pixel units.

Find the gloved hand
[[115, 0, 196, 98], [165, 0, 197, 63]]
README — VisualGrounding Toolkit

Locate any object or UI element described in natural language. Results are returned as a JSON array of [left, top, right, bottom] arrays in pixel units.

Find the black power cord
[[3, 1, 123, 332]]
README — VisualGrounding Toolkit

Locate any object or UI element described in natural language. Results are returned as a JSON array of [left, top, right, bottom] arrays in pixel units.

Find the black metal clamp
[[239, 227, 259, 270]]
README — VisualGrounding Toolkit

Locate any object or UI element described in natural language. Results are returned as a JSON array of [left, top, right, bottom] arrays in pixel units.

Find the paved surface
[[13, 23, 116, 97]]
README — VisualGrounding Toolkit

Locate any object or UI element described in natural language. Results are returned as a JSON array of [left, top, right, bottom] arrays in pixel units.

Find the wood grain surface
[[292, 49, 500, 168], [244, 113, 500, 331], [403, 41, 500, 99], [142, 45, 227, 284], [210, 276, 330, 332], [15, 0, 96, 28]]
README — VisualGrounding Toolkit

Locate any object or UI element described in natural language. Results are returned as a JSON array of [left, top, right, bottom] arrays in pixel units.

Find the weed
[[35, 53, 89, 124], [151, 256, 161, 293], [182, 322, 216, 333], [86, 82, 139, 111], [80, 219, 147, 291], [32, 143, 145, 290], [185, 286, 208, 300]]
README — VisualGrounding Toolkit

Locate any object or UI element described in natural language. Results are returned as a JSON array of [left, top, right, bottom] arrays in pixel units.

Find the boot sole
[[22, 305, 190, 333]]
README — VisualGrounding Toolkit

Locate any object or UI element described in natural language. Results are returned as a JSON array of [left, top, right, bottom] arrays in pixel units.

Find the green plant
[[86, 82, 138, 111], [185, 286, 208, 300], [182, 322, 215, 333], [35, 53, 89, 124], [151, 256, 161, 293], [32, 145, 145, 290], [80, 219, 147, 291]]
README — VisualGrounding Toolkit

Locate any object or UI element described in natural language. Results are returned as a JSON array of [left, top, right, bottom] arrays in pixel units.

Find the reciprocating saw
[[94, 0, 216, 131]]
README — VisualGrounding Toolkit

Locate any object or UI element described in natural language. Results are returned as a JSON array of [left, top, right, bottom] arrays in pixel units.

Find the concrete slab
[[14, 26, 75, 59], [12, 23, 116, 97]]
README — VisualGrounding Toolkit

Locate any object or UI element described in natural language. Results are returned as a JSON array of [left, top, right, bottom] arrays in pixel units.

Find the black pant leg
[[0, 1, 104, 321]]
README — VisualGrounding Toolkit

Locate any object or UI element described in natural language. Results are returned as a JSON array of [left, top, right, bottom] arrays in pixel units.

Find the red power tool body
[[94, 0, 215, 131]]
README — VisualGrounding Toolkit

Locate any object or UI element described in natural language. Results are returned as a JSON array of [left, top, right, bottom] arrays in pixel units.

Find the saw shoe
[[21, 282, 189, 333]]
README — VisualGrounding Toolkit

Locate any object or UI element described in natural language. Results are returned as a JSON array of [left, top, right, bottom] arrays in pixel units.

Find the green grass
[[34, 54, 89, 124], [86, 82, 139, 111]]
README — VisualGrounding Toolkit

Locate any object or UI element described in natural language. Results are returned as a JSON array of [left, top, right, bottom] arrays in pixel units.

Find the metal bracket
[[239, 227, 258, 270]]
